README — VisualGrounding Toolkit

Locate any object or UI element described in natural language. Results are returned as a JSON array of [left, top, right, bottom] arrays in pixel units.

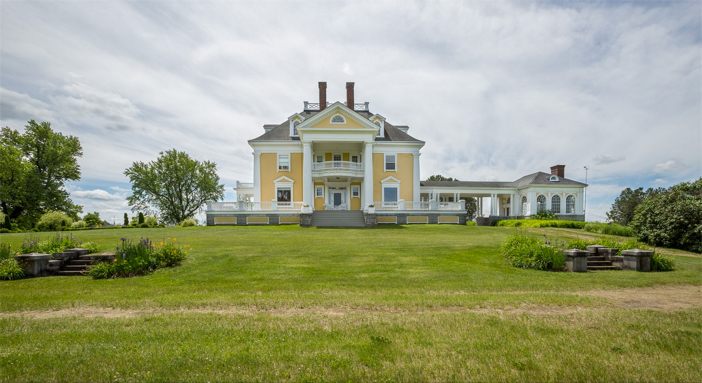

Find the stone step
[[66, 260, 92, 265], [587, 261, 613, 266], [587, 265, 621, 271], [587, 256, 606, 261], [64, 265, 89, 271], [56, 270, 87, 276]]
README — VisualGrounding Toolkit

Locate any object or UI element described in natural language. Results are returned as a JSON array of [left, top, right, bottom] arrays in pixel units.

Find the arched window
[[521, 196, 528, 215], [292, 120, 300, 136], [331, 114, 345, 123], [566, 195, 575, 214], [551, 195, 561, 214], [537, 195, 546, 212]]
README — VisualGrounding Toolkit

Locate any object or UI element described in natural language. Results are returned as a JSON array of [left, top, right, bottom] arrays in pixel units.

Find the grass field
[[1, 225, 700, 382]]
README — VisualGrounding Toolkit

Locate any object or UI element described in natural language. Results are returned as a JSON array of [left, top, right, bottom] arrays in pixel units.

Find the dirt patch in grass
[[2, 285, 700, 319], [574, 284, 702, 310]]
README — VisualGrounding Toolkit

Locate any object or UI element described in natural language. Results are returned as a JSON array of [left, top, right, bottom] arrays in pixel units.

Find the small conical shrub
[[138, 212, 145, 224], [123, 213, 129, 226], [4, 215, 10, 230]]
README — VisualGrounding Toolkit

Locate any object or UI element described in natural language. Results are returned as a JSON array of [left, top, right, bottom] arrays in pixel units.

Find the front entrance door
[[333, 192, 342, 207]]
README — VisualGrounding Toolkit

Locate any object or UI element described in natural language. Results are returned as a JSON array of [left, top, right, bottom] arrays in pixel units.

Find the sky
[[1, 0, 700, 224]]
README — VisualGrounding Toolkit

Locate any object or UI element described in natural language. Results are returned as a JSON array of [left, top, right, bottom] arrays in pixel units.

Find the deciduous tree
[[124, 149, 225, 225], [631, 178, 702, 253], [0, 121, 83, 227]]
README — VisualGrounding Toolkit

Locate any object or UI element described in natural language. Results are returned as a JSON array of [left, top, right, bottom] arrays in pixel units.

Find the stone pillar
[[563, 249, 589, 272], [302, 143, 313, 207], [253, 150, 261, 202], [413, 153, 420, 203], [599, 248, 619, 261], [621, 249, 653, 272], [363, 143, 374, 208], [300, 213, 312, 227], [14, 253, 52, 277]]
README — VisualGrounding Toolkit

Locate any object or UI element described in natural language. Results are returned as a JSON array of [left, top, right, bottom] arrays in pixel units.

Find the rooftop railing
[[304, 101, 369, 112]]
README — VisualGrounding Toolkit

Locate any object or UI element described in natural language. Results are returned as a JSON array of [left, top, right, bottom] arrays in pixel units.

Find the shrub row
[[495, 220, 586, 229], [583, 222, 635, 237], [0, 243, 24, 280], [88, 237, 188, 279]]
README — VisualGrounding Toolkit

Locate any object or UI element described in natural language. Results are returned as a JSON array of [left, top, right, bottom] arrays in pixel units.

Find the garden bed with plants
[[500, 232, 676, 272]]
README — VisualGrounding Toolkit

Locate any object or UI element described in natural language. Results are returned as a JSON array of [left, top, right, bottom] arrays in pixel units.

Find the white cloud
[[654, 160, 688, 173], [71, 189, 125, 201], [653, 178, 666, 185], [0, 0, 699, 224], [593, 155, 625, 165]]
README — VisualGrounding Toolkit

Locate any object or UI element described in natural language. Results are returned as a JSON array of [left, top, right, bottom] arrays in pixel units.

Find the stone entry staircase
[[57, 258, 93, 276], [586, 245, 621, 271], [311, 210, 365, 228]]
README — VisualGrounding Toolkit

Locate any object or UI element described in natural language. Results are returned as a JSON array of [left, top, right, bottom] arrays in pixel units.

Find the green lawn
[[1, 226, 701, 382]]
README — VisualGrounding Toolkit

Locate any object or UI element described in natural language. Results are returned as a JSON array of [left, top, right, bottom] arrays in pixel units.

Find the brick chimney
[[346, 82, 354, 109], [319, 82, 327, 111], [550, 165, 565, 178]]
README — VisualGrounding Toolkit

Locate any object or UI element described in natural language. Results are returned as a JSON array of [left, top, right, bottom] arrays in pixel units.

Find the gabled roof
[[420, 172, 587, 189], [250, 109, 421, 142]]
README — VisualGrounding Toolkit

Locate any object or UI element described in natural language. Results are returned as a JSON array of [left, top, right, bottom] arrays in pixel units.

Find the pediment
[[273, 176, 295, 184], [381, 176, 401, 184], [297, 102, 379, 132]]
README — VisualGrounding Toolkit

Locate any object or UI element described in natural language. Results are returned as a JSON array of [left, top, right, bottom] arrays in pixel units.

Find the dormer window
[[292, 120, 300, 136], [549, 175, 559, 182], [331, 114, 346, 124]]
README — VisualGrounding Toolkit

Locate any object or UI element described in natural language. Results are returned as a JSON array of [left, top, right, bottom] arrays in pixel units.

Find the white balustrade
[[372, 201, 463, 211], [207, 201, 303, 212], [312, 161, 364, 171]]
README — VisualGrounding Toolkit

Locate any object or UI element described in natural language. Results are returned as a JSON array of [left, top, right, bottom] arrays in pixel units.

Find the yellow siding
[[377, 216, 397, 224], [247, 217, 269, 224], [373, 153, 414, 202], [325, 153, 332, 161], [310, 111, 365, 129], [350, 182, 362, 210], [407, 216, 428, 224], [438, 216, 459, 224], [280, 217, 300, 224], [314, 183, 325, 211], [214, 217, 237, 225], [260, 153, 303, 202], [342, 153, 350, 161]]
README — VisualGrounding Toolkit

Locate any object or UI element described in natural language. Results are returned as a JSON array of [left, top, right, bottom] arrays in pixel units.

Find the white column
[[413, 153, 420, 202], [363, 143, 374, 208], [561, 193, 566, 215], [302, 143, 313, 208], [253, 150, 261, 202], [528, 191, 536, 216], [546, 192, 552, 212], [511, 193, 516, 217]]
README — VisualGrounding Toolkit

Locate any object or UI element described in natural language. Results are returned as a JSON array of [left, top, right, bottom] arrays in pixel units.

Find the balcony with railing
[[312, 161, 364, 177]]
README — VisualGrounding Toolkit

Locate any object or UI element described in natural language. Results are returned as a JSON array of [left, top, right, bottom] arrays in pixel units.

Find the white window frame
[[351, 155, 359, 163], [566, 195, 575, 214], [291, 120, 300, 137], [330, 114, 346, 124], [277, 154, 290, 172], [537, 195, 546, 212], [315, 185, 324, 198], [551, 195, 561, 214], [316, 155, 323, 163], [332, 153, 342, 168], [384, 154, 397, 172], [352, 186, 360, 198], [274, 176, 294, 207], [380, 176, 401, 206]]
